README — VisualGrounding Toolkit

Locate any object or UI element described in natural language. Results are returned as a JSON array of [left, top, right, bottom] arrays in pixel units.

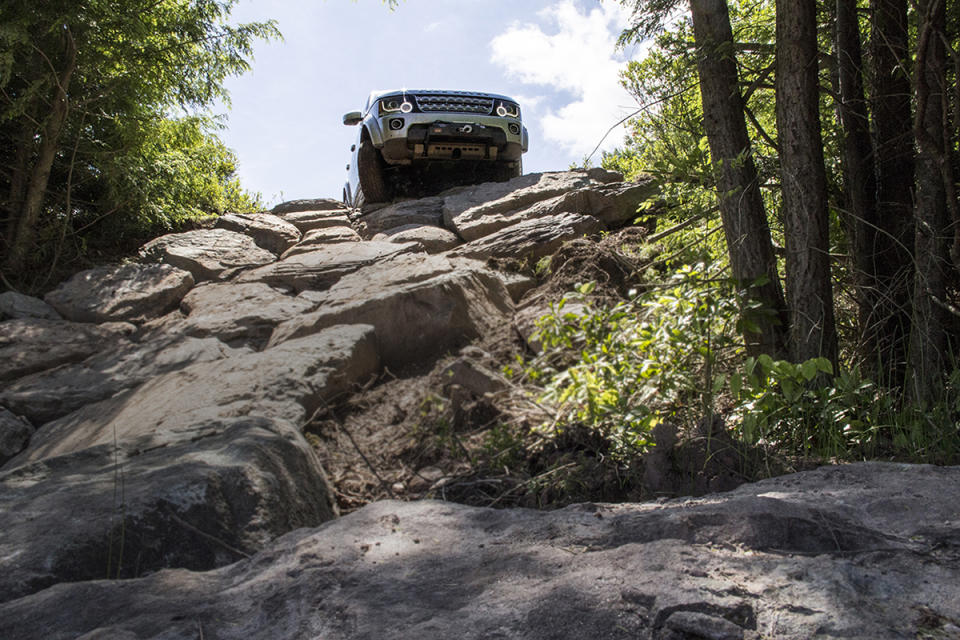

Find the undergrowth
[[518, 264, 960, 467]]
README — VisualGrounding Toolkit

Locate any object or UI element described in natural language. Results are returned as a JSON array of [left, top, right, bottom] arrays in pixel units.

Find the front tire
[[357, 139, 391, 204]]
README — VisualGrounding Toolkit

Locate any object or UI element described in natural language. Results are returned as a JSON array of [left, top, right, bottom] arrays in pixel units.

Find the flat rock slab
[[0, 318, 135, 383], [0, 336, 247, 425], [0, 292, 60, 321], [442, 170, 620, 241], [358, 196, 445, 237], [374, 224, 461, 253], [3, 463, 956, 639], [140, 229, 276, 282], [214, 213, 302, 255], [269, 255, 513, 367], [275, 209, 354, 234], [179, 282, 315, 347], [43, 263, 195, 324], [239, 240, 422, 292], [451, 212, 604, 261], [281, 227, 362, 259], [271, 198, 347, 216], [0, 414, 336, 604], [9, 324, 379, 466]]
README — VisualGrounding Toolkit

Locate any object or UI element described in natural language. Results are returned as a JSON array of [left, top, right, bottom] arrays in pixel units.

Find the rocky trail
[[1, 170, 958, 639]]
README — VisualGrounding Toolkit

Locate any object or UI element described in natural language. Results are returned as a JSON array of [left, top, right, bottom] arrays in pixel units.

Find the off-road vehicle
[[342, 89, 529, 206]]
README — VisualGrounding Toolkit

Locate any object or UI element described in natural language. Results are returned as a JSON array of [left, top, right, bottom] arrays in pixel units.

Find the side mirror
[[342, 111, 363, 126]]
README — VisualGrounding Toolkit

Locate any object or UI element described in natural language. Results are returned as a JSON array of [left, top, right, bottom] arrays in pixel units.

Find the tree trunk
[[689, 0, 788, 359], [776, 0, 838, 365], [869, 0, 915, 385], [4, 30, 77, 274], [835, 0, 883, 371], [908, 0, 950, 406]]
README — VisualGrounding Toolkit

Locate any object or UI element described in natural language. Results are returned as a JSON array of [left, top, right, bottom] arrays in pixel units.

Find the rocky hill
[[1, 170, 958, 639]]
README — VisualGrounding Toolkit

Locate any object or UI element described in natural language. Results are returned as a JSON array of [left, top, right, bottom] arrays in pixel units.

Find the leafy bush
[[526, 265, 960, 465], [528, 264, 742, 460]]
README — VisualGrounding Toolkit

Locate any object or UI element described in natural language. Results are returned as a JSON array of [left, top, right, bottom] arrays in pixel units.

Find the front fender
[[363, 118, 386, 148]]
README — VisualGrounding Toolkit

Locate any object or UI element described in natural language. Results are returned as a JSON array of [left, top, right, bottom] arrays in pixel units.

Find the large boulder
[[281, 226, 362, 259], [0, 414, 336, 604], [214, 212, 302, 256], [373, 224, 461, 253], [178, 282, 316, 347], [357, 196, 445, 237], [277, 209, 354, 234], [0, 292, 60, 321], [238, 240, 422, 293], [0, 319, 134, 383], [442, 170, 620, 241], [1, 463, 956, 639], [0, 336, 247, 425], [451, 212, 604, 261], [44, 263, 194, 324], [271, 198, 346, 216], [268, 255, 513, 367], [10, 324, 380, 466], [139, 229, 276, 282]]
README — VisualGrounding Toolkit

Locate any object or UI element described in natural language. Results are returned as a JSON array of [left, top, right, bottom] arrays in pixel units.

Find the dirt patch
[[307, 226, 787, 514]]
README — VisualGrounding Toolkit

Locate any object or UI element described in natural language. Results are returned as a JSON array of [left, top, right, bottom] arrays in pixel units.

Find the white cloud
[[490, 1, 638, 159]]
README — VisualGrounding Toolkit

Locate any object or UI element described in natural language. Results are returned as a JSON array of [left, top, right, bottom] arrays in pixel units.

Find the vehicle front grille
[[414, 93, 494, 115]]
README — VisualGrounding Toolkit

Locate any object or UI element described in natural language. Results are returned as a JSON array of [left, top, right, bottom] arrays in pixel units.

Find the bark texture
[[868, 0, 915, 382], [908, 0, 950, 405], [689, 0, 787, 358], [835, 0, 883, 372], [4, 30, 77, 274], [776, 0, 837, 364]]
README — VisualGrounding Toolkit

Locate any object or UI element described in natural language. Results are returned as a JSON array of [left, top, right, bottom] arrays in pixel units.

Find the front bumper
[[370, 112, 526, 165]]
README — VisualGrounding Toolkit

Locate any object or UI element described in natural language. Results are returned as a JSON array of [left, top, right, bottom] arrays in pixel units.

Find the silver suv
[[342, 89, 529, 206]]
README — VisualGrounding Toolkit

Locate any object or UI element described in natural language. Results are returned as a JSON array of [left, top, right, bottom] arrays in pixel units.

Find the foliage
[[527, 271, 960, 466], [0, 0, 278, 285], [528, 265, 744, 460], [729, 355, 960, 463]]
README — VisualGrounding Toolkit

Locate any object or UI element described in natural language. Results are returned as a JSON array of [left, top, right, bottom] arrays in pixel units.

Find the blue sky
[[219, 0, 645, 205]]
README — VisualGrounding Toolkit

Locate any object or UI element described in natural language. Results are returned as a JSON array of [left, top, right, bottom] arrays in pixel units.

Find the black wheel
[[357, 139, 391, 204]]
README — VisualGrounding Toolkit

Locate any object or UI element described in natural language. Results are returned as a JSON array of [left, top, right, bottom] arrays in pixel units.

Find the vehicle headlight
[[495, 101, 520, 119], [379, 98, 414, 115]]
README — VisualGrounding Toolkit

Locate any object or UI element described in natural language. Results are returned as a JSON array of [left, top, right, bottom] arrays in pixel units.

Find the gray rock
[[214, 212, 302, 255], [0, 407, 33, 465], [10, 324, 380, 467], [271, 198, 347, 216], [442, 171, 605, 241], [451, 212, 603, 261], [277, 209, 353, 234], [444, 174, 656, 242], [268, 255, 513, 367], [358, 196, 445, 236], [496, 270, 538, 303], [139, 229, 276, 282], [1, 463, 956, 640], [179, 281, 315, 347], [440, 358, 507, 397], [373, 224, 461, 253], [0, 336, 247, 425], [0, 292, 61, 321], [44, 263, 194, 324], [0, 414, 336, 604], [661, 611, 744, 640], [238, 240, 422, 293], [0, 319, 135, 383], [281, 226, 362, 259]]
